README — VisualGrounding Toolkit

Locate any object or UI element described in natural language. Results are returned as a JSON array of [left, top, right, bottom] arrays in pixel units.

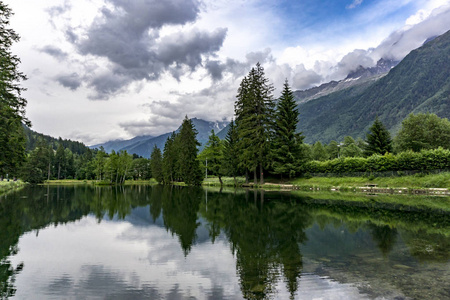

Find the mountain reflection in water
[[0, 185, 448, 299]]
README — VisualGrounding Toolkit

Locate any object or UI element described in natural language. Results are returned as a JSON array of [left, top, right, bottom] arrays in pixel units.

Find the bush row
[[301, 147, 450, 174]]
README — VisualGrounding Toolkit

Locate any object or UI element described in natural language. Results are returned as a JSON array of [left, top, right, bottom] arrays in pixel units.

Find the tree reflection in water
[[0, 185, 448, 299]]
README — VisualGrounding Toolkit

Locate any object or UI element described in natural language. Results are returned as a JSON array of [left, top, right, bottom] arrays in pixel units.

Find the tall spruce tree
[[271, 80, 304, 178], [223, 119, 240, 185], [235, 63, 275, 184], [177, 116, 203, 185], [364, 117, 392, 156], [162, 132, 177, 183], [199, 130, 225, 185], [0, 3, 29, 177], [150, 145, 163, 183]]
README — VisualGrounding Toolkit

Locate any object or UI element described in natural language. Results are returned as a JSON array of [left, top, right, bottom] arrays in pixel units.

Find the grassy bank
[[0, 180, 27, 196], [291, 172, 450, 189], [44, 179, 159, 185], [202, 173, 450, 191]]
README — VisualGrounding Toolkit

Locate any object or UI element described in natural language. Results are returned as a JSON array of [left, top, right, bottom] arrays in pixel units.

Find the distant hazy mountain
[[297, 29, 450, 144], [90, 135, 153, 153], [92, 118, 229, 158]]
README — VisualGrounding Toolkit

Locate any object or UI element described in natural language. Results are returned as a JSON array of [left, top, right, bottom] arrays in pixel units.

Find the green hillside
[[298, 30, 450, 144], [24, 126, 91, 155]]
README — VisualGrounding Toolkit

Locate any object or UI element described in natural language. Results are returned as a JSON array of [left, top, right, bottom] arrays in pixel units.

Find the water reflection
[[0, 185, 449, 299]]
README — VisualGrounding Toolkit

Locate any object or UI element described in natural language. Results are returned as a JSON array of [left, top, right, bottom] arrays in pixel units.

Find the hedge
[[301, 147, 450, 174]]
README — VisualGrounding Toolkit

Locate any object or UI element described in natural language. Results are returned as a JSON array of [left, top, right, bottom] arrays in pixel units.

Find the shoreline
[[241, 182, 450, 195]]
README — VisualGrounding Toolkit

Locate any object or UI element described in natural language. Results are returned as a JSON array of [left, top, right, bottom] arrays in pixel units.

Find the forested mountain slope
[[298, 29, 450, 144]]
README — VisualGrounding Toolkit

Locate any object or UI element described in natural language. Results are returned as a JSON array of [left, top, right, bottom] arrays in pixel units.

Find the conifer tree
[[177, 116, 203, 185], [235, 63, 275, 184], [20, 139, 51, 184], [162, 132, 177, 183], [223, 120, 240, 185], [150, 145, 163, 183], [365, 117, 392, 156], [271, 80, 304, 178], [0, 3, 28, 177], [199, 130, 224, 185]]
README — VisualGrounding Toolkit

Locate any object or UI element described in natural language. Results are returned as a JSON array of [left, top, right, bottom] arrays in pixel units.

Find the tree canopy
[[394, 113, 450, 152], [0, 3, 28, 176]]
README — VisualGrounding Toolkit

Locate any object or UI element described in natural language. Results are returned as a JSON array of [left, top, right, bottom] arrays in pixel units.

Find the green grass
[[291, 172, 450, 189], [203, 176, 246, 186], [0, 180, 27, 195], [44, 179, 159, 185]]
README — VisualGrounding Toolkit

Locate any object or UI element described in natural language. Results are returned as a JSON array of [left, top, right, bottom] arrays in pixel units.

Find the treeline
[[19, 139, 151, 184]]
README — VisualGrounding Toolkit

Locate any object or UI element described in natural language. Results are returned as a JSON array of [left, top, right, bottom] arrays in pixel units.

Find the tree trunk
[[253, 168, 257, 185], [58, 163, 61, 180], [245, 169, 249, 184], [259, 163, 264, 185], [218, 175, 223, 186], [233, 174, 237, 187], [48, 162, 51, 181]]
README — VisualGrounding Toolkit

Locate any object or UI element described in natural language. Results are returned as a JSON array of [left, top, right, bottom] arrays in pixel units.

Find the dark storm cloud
[[205, 60, 226, 81], [204, 49, 274, 81], [56, 73, 82, 91], [39, 45, 68, 61], [157, 28, 227, 70], [62, 0, 227, 99], [87, 73, 132, 100]]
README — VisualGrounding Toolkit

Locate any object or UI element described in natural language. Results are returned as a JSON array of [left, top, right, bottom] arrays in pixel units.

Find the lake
[[0, 185, 448, 299]]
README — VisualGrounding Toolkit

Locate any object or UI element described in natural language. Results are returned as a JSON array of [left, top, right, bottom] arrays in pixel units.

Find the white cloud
[[347, 0, 363, 10]]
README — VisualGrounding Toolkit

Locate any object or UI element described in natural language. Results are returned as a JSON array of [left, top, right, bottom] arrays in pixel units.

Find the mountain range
[[91, 118, 228, 158], [297, 29, 450, 144], [91, 29, 450, 156]]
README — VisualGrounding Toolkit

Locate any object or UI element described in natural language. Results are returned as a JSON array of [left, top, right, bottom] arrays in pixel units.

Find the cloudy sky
[[6, 0, 450, 145]]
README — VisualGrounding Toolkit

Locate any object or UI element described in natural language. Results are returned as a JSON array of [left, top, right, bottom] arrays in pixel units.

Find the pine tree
[[365, 117, 392, 156], [199, 130, 224, 185], [162, 132, 177, 183], [177, 116, 203, 185], [235, 63, 275, 184], [223, 120, 240, 185], [0, 3, 29, 177], [271, 80, 304, 178], [55, 143, 66, 180], [20, 138, 51, 184], [150, 145, 163, 183]]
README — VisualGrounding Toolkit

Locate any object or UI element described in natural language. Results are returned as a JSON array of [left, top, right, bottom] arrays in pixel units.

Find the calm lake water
[[0, 185, 448, 300]]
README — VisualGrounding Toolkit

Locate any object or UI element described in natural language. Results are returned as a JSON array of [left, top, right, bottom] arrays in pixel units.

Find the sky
[[5, 0, 450, 145]]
